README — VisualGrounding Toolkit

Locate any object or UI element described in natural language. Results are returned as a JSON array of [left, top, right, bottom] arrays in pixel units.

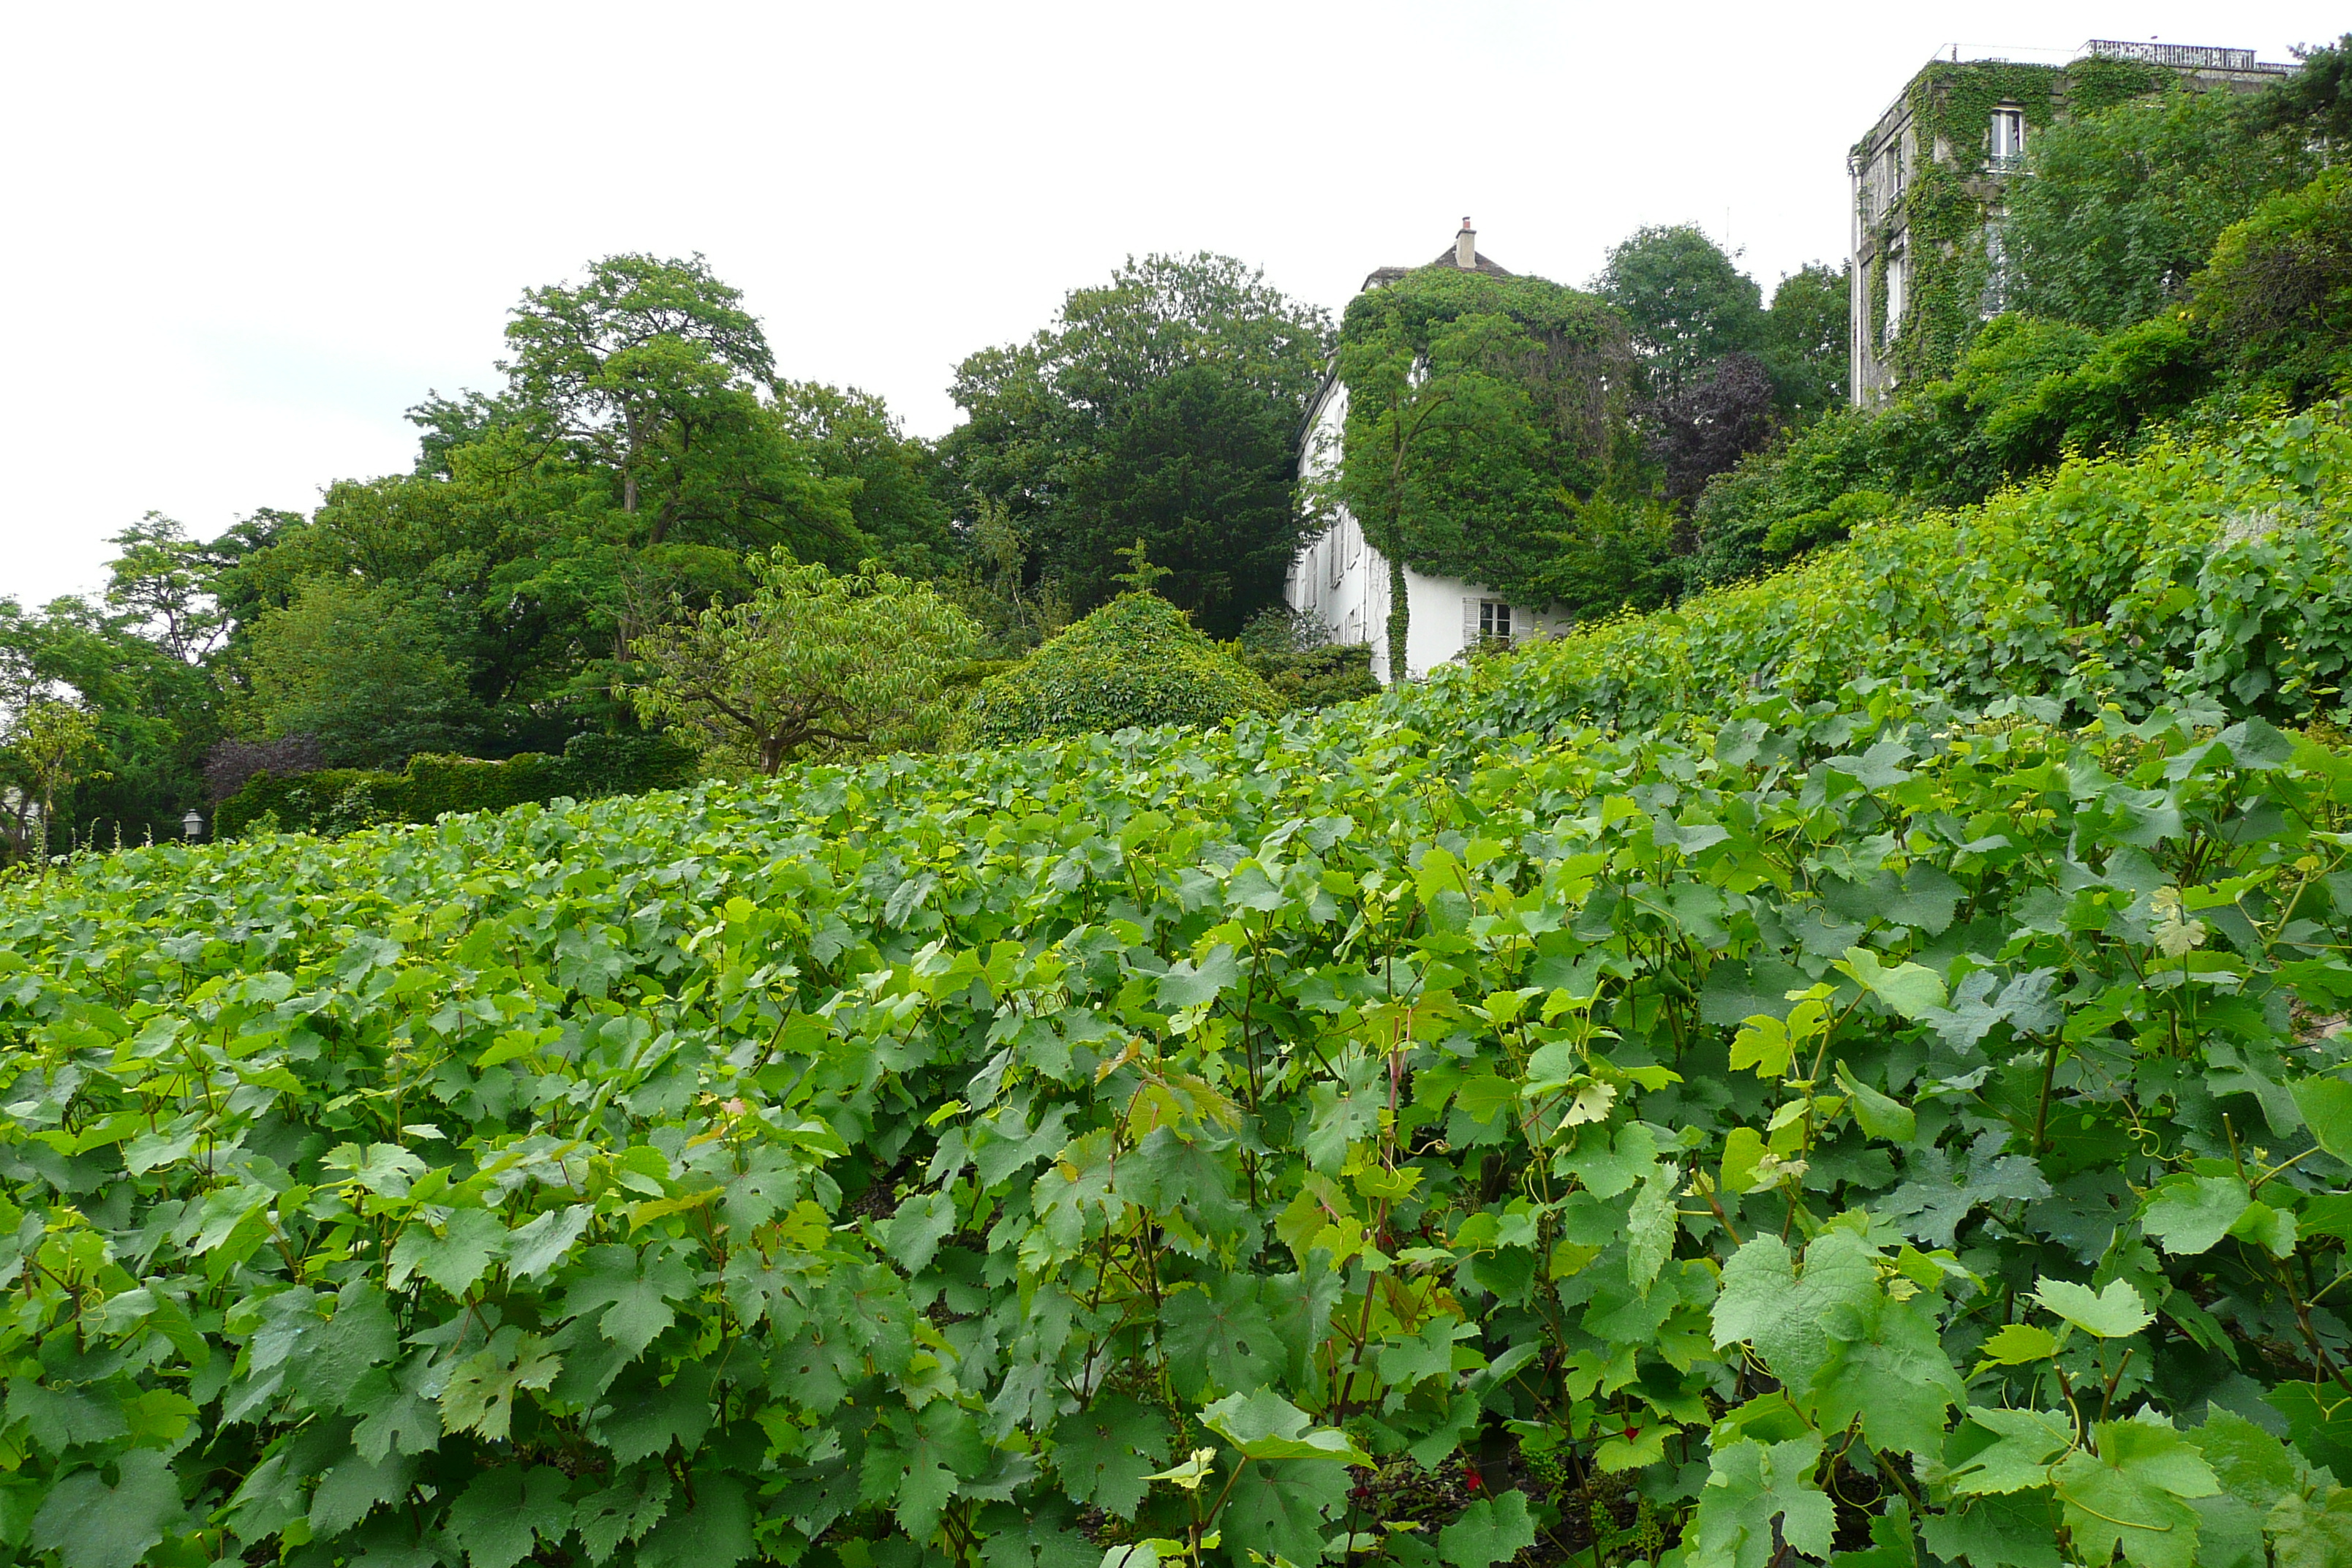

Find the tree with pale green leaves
[[626, 550, 979, 774]]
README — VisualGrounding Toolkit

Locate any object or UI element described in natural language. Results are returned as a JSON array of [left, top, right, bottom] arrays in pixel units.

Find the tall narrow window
[[1989, 105, 2027, 170], [1884, 249, 1906, 347]]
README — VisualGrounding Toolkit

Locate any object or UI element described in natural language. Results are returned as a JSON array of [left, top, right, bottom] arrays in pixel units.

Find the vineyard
[[6, 409, 2352, 1567]]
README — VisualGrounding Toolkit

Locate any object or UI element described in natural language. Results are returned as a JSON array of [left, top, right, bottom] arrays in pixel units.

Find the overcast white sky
[[1, 1, 2338, 608]]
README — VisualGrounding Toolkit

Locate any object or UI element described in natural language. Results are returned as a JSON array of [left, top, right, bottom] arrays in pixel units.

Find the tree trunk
[[1385, 552, 1409, 685]]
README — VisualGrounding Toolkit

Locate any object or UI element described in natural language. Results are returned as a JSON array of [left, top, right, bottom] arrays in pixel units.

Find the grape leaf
[[1216, 1455, 1349, 1568], [633, 1470, 754, 1568], [1689, 1435, 1834, 1568], [880, 1190, 958, 1275], [285, 1280, 398, 1414], [1160, 1273, 1281, 1401], [1199, 1387, 1373, 1464], [1052, 1391, 1169, 1518], [2139, 1175, 2250, 1256], [445, 1465, 573, 1568], [2032, 1278, 2154, 1339], [28, 1450, 181, 1568], [1437, 1489, 1537, 1568], [562, 1243, 696, 1358], [390, 1205, 508, 1297]]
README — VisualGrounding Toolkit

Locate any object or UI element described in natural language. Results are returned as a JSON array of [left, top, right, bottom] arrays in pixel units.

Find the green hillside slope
[[6, 410, 2352, 1567], [1403, 402, 2352, 744]]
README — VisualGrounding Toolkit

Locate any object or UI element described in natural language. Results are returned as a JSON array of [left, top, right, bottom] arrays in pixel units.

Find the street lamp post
[[183, 809, 204, 842]]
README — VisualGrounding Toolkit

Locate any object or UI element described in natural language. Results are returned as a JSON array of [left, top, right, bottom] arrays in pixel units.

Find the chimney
[[1456, 217, 1476, 268]]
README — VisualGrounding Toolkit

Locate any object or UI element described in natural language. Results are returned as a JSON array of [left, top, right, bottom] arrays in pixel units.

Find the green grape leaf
[[2051, 1420, 2217, 1568], [445, 1465, 573, 1568], [2032, 1278, 2153, 1339], [1689, 1435, 1834, 1568], [1919, 1490, 2063, 1568], [390, 1205, 508, 1297], [1216, 1455, 1348, 1568], [2266, 1485, 2352, 1568], [864, 1401, 984, 1540], [349, 1353, 445, 1463], [1437, 1490, 1536, 1568], [575, 1466, 673, 1562], [562, 1243, 696, 1359], [286, 1280, 398, 1414], [504, 1204, 591, 1283], [1625, 1164, 1679, 1290], [1158, 945, 1239, 1009], [29, 1450, 182, 1568], [1160, 1274, 1281, 1401], [1809, 1290, 1964, 1458], [1377, 1317, 1474, 1391], [441, 1328, 562, 1442], [1972, 1323, 2058, 1372], [1052, 1391, 1169, 1518], [308, 1447, 416, 1537], [595, 1362, 715, 1467], [1199, 1387, 1373, 1464], [5, 1377, 127, 1457], [1839, 947, 1948, 1019], [633, 1471, 755, 1568], [1834, 1063, 1918, 1142], [1712, 1232, 1877, 1399], [881, 1190, 958, 1275], [2190, 1406, 2300, 1512], [2138, 1175, 2250, 1256], [2293, 1075, 2352, 1163], [1948, 1406, 2076, 1495]]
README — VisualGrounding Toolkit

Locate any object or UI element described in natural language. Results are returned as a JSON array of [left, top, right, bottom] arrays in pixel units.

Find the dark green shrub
[[1240, 642, 1379, 709], [216, 732, 700, 837], [2194, 166, 2352, 404], [964, 592, 1284, 742]]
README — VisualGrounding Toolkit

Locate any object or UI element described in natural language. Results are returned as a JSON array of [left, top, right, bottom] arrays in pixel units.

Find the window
[[1463, 598, 1513, 647], [1981, 222, 2012, 317], [1989, 105, 2026, 170], [1883, 249, 1905, 347], [1327, 531, 1343, 589]]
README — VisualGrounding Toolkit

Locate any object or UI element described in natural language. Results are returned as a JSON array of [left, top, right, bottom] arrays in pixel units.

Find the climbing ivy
[[1861, 57, 2178, 390]]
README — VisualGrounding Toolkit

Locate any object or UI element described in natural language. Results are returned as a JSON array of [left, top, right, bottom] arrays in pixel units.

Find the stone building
[[1849, 39, 2294, 405], [1284, 220, 1569, 684]]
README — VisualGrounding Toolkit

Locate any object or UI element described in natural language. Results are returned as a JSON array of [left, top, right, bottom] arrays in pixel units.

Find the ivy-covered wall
[[1855, 56, 2178, 393]]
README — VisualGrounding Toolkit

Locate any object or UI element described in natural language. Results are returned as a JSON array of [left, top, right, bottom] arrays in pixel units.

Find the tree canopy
[[941, 254, 1332, 636]]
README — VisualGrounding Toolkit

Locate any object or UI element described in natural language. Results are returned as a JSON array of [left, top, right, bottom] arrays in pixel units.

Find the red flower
[[1463, 1469, 1485, 1492]]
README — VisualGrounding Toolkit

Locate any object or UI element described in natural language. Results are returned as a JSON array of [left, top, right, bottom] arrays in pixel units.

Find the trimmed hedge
[[215, 731, 697, 837], [963, 592, 1286, 742]]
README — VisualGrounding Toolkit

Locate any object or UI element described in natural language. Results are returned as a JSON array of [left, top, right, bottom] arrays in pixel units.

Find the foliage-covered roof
[[963, 591, 1284, 742]]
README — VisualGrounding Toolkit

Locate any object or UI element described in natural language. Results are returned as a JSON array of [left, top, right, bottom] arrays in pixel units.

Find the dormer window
[[1990, 105, 2027, 170]]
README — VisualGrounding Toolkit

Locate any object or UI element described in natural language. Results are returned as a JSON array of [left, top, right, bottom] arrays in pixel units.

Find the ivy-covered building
[[1285, 222, 1573, 684], [1849, 39, 2293, 404]]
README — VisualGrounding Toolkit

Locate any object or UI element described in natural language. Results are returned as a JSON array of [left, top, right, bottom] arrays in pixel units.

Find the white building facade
[[1283, 222, 1569, 684]]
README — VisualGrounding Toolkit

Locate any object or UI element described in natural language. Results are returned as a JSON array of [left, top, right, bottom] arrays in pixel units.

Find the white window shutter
[[1462, 597, 1479, 649]]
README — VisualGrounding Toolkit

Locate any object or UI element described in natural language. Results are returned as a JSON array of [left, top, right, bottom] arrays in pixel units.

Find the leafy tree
[[1335, 266, 1635, 669], [242, 578, 480, 767], [774, 381, 959, 576], [0, 701, 106, 863], [1643, 350, 1781, 508], [2253, 32, 2352, 144], [1596, 225, 1765, 397], [1758, 263, 1850, 417], [2193, 167, 2352, 403], [2006, 83, 2318, 331], [626, 550, 977, 774], [943, 254, 1331, 636]]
